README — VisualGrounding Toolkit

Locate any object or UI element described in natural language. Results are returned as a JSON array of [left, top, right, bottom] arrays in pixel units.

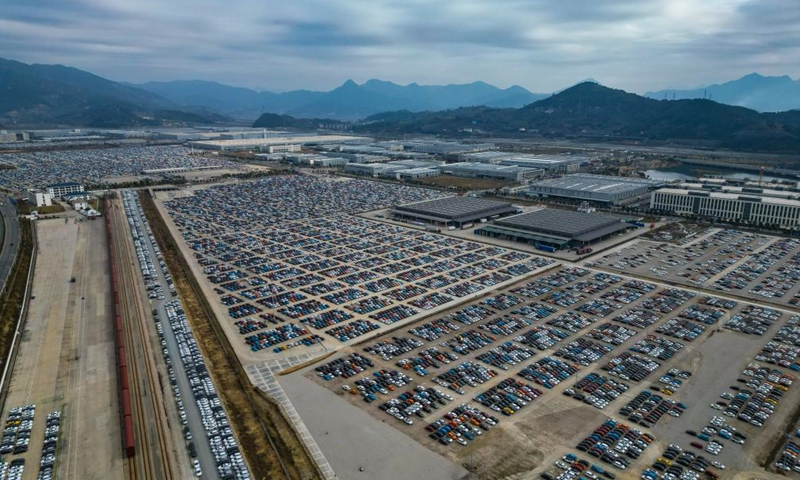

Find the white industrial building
[[188, 135, 371, 151], [438, 163, 543, 183], [27, 189, 52, 207], [345, 159, 442, 178], [47, 182, 84, 197], [527, 174, 658, 205], [498, 155, 585, 173], [395, 168, 440, 180], [458, 151, 515, 164], [407, 141, 495, 156], [651, 188, 800, 227], [266, 144, 300, 154]]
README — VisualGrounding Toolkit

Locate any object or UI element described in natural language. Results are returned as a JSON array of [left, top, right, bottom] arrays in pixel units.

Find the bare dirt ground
[[418, 176, 513, 191]]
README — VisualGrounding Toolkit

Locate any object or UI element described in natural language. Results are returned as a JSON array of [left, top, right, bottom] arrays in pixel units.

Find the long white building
[[651, 188, 800, 227]]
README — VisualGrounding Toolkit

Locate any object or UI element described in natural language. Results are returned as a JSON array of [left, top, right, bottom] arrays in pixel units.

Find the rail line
[[107, 198, 175, 480]]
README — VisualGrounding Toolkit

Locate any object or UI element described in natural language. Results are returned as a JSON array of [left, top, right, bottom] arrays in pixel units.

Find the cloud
[[0, 0, 797, 93]]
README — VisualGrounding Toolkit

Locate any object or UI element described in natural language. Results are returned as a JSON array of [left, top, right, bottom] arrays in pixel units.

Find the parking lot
[[159, 176, 558, 362], [148, 174, 800, 480], [0, 146, 243, 193], [587, 228, 800, 310], [299, 255, 800, 480], [123, 191, 249, 480]]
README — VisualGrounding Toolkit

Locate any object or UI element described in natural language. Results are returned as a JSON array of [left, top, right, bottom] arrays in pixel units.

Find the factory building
[[475, 209, 631, 249], [392, 197, 518, 228], [395, 168, 440, 180], [47, 182, 84, 198], [650, 188, 800, 227], [188, 135, 370, 151], [27, 189, 52, 207], [345, 159, 442, 178], [460, 153, 585, 173], [322, 152, 389, 163], [407, 141, 495, 156], [266, 144, 300, 154], [285, 154, 348, 167], [438, 163, 544, 183], [498, 155, 585, 173], [527, 174, 658, 205], [458, 151, 515, 164]]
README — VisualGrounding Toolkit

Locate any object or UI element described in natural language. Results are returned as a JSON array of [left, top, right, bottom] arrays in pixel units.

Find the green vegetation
[[0, 57, 230, 127], [0, 219, 34, 375], [356, 82, 800, 153]]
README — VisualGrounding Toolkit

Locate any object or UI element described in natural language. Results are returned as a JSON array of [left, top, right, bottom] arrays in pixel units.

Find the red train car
[[123, 416, 135, 458]]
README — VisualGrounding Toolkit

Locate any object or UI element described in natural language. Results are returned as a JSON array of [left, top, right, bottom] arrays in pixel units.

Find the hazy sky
[[1, 0, 797, 93]]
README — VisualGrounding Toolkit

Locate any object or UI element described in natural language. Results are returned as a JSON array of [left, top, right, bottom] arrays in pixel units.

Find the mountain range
[[352, 82, 800, 153], [646, 73, 800, 113], [130, 79, 546, 120], [0, 58, 228, 128]]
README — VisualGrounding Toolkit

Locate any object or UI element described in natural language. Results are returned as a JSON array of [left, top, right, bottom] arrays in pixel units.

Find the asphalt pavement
[[127, 198, 221, 480], [0, 200, 21, 295]]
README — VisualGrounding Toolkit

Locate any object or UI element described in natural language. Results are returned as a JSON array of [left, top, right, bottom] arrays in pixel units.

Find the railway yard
[[0, 215, 123, 480], [3, 149, 800, 480]]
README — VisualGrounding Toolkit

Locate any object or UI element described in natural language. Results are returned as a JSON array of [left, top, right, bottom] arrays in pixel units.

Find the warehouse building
[[459, 151, 515, 164], [345, 159, 442, 178], [438, 163, 544, 183], [391, 197, 518, 227], [651, 188, 800, 227], [407, 141, 495, 156], [527, 174, 658, 205], [188, 135, 370, 151], [47, 182, 84, 197], [395, 167, 440, 180], [459, 153, 586, 173], [475, 209, 631, 249], [498, 155, 585, 173], [27, 189, 52, 207]]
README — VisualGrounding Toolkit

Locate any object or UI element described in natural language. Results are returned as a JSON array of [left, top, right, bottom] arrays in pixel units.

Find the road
[[124, 193, 221, 480], [0, 200, 21, 294]]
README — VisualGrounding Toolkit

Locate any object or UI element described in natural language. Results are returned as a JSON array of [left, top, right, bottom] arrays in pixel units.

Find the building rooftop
[[495, 209, 628, 241], [656, 188, 800, 207], [47, 181, 83, 188], [530, 174, 659, 194], [503, 154, 587, 165], [442, 163, 538, 173], [394, 196, 516, 221]]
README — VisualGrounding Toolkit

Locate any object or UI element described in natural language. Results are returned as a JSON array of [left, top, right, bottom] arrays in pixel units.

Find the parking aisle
[[123, 192, 223, 480]]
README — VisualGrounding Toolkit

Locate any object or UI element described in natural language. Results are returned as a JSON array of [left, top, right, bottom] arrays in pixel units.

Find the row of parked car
[[575, 419, 654, 471], [0, 404, 35, 455], [644, 443, 724, 480], [124, 192, 250, 480], [37, 411, 60, 480]]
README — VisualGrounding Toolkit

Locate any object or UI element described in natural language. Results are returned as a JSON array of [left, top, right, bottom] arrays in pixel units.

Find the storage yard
[[160, 176, 556, 360], [0, 216, 123, 480], [0, 146, 243, 192], [147, 172, 800, 480]]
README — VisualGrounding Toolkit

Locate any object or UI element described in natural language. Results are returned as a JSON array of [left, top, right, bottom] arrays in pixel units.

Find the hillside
[[135, 78, 545, 120], [358, 82, 800, 153], [0, 58, 229, 128], [646, 73, 800, 113]]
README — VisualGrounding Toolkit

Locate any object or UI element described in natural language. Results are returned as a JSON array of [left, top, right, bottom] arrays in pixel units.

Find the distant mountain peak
[[645, 72, 800, 112]]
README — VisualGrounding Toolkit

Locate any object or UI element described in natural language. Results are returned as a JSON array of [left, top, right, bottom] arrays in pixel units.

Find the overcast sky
[[1, 0, 798, 93]]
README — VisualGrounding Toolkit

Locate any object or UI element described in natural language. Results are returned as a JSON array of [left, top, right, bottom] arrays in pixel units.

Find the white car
[[711, 461, 725, 470]]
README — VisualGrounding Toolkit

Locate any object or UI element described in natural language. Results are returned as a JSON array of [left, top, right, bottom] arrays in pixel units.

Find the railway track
[[109, 200, 175, 480]]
